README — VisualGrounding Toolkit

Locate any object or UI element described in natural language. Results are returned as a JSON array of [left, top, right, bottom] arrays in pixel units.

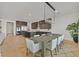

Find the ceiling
[[50, 2, 79, 16], [0, 2, 79, 21], [0, 2, 45, 21]]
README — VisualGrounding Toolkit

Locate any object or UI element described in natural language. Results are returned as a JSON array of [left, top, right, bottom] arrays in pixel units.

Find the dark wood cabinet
[[39, 22, 51, 29], [31, 20, 51, 29], [31, 22, 38, 29], [39, 20, 51, 29], [16, 21, 27, 26], [16, 21, 27, 35]]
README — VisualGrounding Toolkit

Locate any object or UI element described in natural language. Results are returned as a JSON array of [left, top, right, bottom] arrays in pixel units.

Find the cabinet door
[[39, 23, 51, 29], [32, 22, 38, 29]]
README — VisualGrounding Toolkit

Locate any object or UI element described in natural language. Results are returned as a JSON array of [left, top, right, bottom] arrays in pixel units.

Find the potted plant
[[66, 20, 79, 43]]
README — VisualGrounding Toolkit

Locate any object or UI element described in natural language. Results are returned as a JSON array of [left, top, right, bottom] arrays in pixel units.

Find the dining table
[[30, 33, 61, 57]]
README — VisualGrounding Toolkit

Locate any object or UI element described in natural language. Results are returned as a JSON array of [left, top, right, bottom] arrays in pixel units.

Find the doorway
[[6, 22, 14, 36]]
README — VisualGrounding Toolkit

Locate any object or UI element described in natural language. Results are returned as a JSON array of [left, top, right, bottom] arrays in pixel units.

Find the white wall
[[29, 3, 55, 32], [0, 2, 45, 22], [0, 2, 78, 41], [0, 2, 55, 33], [0, 19, 16, 37], [52, 12, 79, 41]]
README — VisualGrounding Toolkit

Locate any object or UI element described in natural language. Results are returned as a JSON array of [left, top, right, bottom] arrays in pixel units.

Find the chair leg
[[50, 50, 53, 57], [46, 48, 53, 57], [41, 50, 43, 57], [27, 48, 29, 56], [32, 53, 35, 57], [61, 40, 64, 47], [54, 48, 57, 55], [60, 41, 64, 49], [57, 45, 60, 53]]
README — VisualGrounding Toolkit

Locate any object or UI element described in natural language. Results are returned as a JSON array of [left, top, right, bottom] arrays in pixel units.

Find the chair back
[[58, 36, 62, 45], [58, 35, 64, 45], [51, 38, 58, 50], [26, 38, 35, 52], [61, 35, 64, 41]]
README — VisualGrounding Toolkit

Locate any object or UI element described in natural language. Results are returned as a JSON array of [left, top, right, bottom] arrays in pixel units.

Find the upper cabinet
[[16, 21, 27, 27], [39, 20, 51, 29], [16, 21, 27, 31], [39, 22, 51, 29], [31, 22, 38, 29], [31, 18, 52, 29]]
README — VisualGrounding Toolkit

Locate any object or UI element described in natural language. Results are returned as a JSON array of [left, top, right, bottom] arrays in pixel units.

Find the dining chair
[[56, 36, 62, 52], [26, 38, 41, 57], [58, 36, 62, 45], [61, 35, 64, 44], [60, 35, 64, 48], [46, 38, 58, 56], [57, 35, 64, 52]]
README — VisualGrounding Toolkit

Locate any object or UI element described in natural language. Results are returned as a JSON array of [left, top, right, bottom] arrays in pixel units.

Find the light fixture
[[45, 2, 55, 11], [44, 3, 46, 20]]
